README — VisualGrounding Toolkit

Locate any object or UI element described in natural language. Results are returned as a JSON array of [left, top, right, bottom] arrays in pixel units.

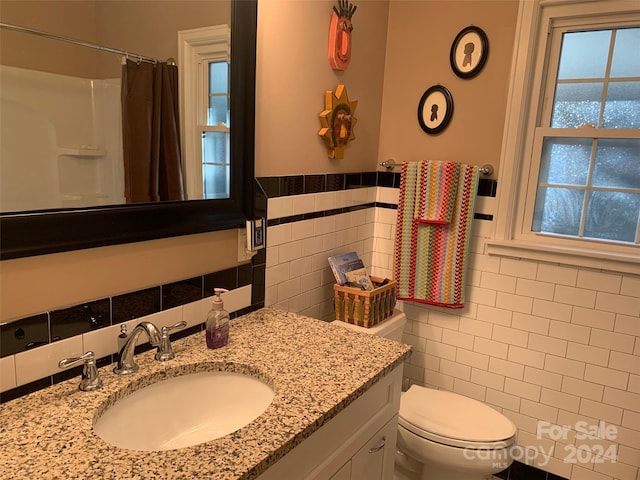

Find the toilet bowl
[[397, 385, 516, 480], [332, 310, 517, 480]]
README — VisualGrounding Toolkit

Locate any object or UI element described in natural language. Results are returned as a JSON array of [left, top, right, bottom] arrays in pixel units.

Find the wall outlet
[[246, 218, 265, 252]]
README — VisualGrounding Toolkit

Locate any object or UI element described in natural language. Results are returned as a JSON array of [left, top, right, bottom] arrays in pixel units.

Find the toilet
[[332, 310, 517, 480]]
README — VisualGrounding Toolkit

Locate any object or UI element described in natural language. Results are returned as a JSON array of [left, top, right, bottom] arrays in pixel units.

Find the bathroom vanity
[[0, 308, 411, 479]]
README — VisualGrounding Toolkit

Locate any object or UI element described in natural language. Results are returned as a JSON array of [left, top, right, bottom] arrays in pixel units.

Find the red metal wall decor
[[328, 0, 357, 71]]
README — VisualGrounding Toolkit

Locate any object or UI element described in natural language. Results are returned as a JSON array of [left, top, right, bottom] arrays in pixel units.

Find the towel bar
[[379, 159, 494, 176], [479, 164, 494, 176]]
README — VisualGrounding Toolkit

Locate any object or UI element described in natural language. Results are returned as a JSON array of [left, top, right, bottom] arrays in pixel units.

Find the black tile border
[[266, 203, 377, 228], [1, 263, 262, 360], [162, 277, 204, 310], [0, 259, 265, 403], [50, 298, 111, 342], [0, 313, 49, 357], [257, 174, 497, 227], [257, 172, 495, 198], [112, 287, 161, 324]]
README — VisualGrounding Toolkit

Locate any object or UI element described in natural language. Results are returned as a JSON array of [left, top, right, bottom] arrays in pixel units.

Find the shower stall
[[0, 62, 124, 211]]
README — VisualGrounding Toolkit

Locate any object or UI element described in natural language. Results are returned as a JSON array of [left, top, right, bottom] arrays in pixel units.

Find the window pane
[[208, 95, 229, 126], [551, 83, 603, 127], [202, 131, 228, 164], [202, 131, 230, 199], [203, 164, 230, 199], [610, 28, 640, 78], [584, 191, 640, 242], [540, 138, 591, 185], [533, 187, 584, 236], [603, 82, 640, 128], [557, 30, 610, 80], [593, 139, 640, 188], [209, 62, 228, 93]]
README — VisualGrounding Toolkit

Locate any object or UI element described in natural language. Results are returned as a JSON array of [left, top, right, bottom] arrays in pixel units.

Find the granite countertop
[[0, 308, 411, 480]]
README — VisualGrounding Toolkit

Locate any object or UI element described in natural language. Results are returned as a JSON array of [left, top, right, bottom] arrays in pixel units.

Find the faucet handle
[[58, 351, 103, 391], [155, 321, 187, 361]]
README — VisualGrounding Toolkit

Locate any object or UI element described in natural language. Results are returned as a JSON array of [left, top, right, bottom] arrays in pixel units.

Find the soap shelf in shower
[[58, 146, 106, 157]]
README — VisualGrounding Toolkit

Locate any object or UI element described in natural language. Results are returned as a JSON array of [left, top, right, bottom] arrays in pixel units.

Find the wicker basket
[[333, 276, 397, 328]]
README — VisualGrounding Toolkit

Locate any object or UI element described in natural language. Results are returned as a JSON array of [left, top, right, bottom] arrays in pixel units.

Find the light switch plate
[[237, 229, 255, 262]]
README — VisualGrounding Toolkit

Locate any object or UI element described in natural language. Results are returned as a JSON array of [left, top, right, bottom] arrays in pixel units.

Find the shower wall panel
[[0, 65, 124, 212]]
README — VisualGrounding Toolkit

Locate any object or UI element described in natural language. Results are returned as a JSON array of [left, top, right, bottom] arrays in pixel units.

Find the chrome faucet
[[114, 321, 162, 375], [58, 351, 103, 391], [155, 321, 187, 361]]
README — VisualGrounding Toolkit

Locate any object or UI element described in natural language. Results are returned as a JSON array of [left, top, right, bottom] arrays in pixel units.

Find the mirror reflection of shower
[[0, 23, 128, 212], [0, 1, 230, 213]]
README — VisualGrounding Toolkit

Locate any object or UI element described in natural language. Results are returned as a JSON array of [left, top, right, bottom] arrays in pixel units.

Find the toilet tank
[[331, 310, 407, 342]]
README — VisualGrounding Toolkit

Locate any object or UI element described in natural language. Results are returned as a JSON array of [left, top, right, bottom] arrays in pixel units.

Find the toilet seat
[[399, 386, 516, 450]]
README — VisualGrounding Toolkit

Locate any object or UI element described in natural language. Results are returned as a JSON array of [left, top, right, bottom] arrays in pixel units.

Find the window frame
[[487, 0, 640, 275]]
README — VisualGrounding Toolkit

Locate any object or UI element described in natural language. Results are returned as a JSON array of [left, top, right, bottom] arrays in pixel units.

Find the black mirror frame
[[0, 0, 257, 260]]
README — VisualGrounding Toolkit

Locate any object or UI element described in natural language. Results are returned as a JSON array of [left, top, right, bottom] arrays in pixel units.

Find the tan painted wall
[[0, 0, 100, 78], [378, 0, 519, 177], [0, 0, 519, 323], [0, 230, 239, 322], [255, 0, 389, 176], [94, 0, 230, 78], [0, 0, 229, 78]]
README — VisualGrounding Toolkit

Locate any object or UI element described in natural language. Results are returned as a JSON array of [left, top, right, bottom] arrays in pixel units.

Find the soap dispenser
[[206, 288, 230, 349]]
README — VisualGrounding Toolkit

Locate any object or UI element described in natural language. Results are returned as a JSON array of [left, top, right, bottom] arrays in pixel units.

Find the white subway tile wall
[[265, 185, 640, 480]]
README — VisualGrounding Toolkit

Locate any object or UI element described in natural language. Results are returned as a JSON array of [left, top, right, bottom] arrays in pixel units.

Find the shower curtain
[[121, 59, 185, 203]]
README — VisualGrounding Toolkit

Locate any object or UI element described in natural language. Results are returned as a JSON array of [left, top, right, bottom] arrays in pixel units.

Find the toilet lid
[[399, 386, 516, 447]]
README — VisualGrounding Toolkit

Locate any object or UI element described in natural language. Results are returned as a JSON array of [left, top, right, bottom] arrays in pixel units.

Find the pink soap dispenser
[[206, 288, 230, 349]]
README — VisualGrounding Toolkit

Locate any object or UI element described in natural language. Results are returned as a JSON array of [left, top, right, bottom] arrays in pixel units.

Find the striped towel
[[393, 160, 480, 308], [414, 160, 461, 225]]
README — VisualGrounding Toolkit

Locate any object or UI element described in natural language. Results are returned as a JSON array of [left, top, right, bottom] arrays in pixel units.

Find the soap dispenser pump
[[206, 288, 230, 349]]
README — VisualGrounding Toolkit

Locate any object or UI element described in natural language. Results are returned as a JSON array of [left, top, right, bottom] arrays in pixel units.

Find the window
[[490, 0, 640, 274]]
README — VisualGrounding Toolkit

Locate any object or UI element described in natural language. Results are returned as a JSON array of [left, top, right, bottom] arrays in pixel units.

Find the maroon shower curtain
[[121, 59, 185, 203]]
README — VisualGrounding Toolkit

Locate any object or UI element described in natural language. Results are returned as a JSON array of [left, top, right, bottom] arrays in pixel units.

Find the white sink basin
[[94, 371, 275, 451]]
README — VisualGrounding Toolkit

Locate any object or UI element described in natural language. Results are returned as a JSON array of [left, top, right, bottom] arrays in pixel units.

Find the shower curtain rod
[[0, 22, 166, 65]]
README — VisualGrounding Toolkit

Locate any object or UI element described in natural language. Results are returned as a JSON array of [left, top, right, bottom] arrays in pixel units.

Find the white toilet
[[332, 310, 517, 480]]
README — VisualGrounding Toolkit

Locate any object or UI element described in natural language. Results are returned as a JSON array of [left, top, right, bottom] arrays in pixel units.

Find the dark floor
[[494, 461, 568, 480]]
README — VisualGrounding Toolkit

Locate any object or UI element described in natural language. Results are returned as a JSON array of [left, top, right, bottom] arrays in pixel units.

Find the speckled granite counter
[[0, 308, 411, 479]]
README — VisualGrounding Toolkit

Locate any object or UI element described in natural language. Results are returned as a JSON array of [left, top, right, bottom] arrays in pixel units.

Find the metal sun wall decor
[[328, 0, 357, 71], [319, 84, 358, 159]]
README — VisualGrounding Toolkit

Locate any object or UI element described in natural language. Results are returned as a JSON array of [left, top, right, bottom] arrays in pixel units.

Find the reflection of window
[[201, 61, 230, 199], [490, 1, 639, 273], [178, 25, 230, 200]]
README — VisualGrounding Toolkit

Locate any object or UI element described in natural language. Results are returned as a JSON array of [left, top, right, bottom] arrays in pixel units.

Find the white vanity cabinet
[[257, 365, 402, 480], [346, 417, 397, 480], [331, 416, 398, 480]]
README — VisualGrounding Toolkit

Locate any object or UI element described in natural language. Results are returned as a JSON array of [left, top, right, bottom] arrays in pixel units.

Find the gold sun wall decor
[[319, 84, 358, 159]]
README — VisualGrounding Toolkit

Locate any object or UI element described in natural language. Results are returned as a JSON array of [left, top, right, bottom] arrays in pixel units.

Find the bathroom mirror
[[0, 0, 257, 259]]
